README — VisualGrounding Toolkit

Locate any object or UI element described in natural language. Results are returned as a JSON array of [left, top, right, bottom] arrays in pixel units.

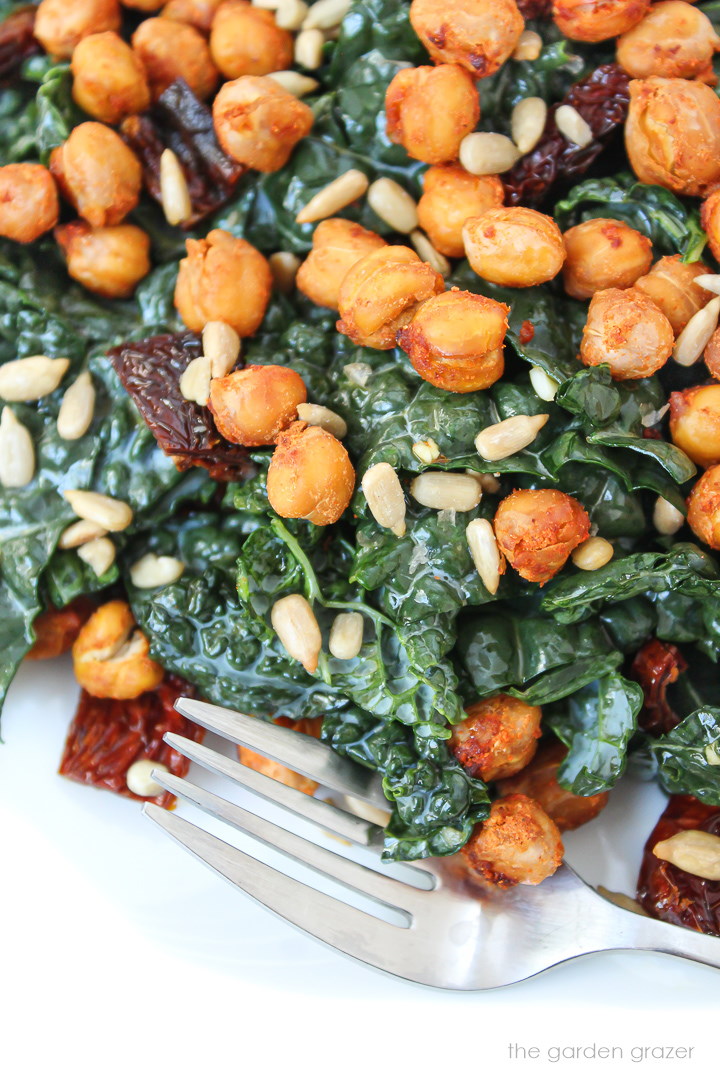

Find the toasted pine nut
[[555, 105, 593, 148], [343, 362, 372, 387], [410, 229, 451, 275], [0, 406, 35, 488], [202, 321, 241, 379], [367, 178, 418, 234], [0, 355, 69, 402], [361, 462, 406, 536], [294, 27, 324, 69], [596, 887, 646, 916], [296, 169, 369, 224], [130, 553, 186, 589], [180, 355, 212, 406], [571, 536, 613, 570], [705, 743, 720, 766], [59, 518, 108, 549], [694, 273, 720, 295], [126, 758, 165, 798], [269, 250, 302, 293], [411, 472, 481, 512], [674, 296, 720, 366], [512, 29, 542, 61], [271, 594, 322, 673], [77, 537, 116, 577], [159, 148, 192, 226], [511, 97, 547, 155], [459, 132, 521, 176], [343, 794, 391, 827], [529, 366, 559, 402], [466, 470, 501, 493], [653, 496, 685, 535], [252, 0, 282, 8], [63, 489, 133, 531], [328, 611, 364, 659], [275, 0, 308, 30], [475, 413, 549, 461], [302, 0, 351, 29], [57, 371, 95, 440], [466, 518, 503, 595], [653, 830, 720, 880], [268, 70, 320, 97], [412, 438, 441, 464], [640, 404, 669, 427], [297, 402, 347, 438]]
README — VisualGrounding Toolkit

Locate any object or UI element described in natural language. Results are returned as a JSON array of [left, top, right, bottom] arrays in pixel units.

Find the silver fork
[[143, 697, 720, 990]]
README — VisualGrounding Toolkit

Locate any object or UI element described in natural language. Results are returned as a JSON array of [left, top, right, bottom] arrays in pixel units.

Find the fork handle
[[602, 904, 720, 971]]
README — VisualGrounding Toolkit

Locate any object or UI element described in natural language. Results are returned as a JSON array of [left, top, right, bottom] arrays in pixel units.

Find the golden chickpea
[[669, 385, 720, 469], [494, 488, 591, 585], [417, 164, 504, 258], [336, 245, 445, 350], [267, 421, 356, 526], [162, 0, 223, 32], [174, 229, 272, 336], [497, 740, 609, 831], [209, 0, 293, 79], [687, 464, 720, 550], [238, 717, 323, 796], [617, 2, 720, 81], [463, 207, 565, 288], [72, 600, 164, 699], [581, 287, 674, 380], [462, 794, 564, 888], [208, 365, 307, 446], [71, 32, 151, 125], [625, 77, 720, 198], [123, 0, 163, 9], [450, 694, 542, 782], [50, 123, 142, 228], [213, 76, 314, 172], [553, 0, 649, 41], [634, 255, 714, 336], [34, 0, 121, 60], [409, 0, 525, 79], [385, 64, 480, 165], [0, 164, 59, 244], [396, 288, 508, 392], [562, 218, 652, 300], [701, 190, 720, 263], [55, 220, 151, 298], [296, 219, 387, 311], [131, 18, 218, 100], [705, 326, 720, 382]]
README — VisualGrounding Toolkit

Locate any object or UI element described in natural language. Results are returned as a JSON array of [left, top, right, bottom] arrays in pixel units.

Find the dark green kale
[[649, 708, 720, 805]]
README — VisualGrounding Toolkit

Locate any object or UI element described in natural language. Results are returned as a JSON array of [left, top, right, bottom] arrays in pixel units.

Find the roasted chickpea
[[463, 207, 565, 288], [208, 365, 307, 446], [296, 219, 387, 311], [562, 218, 652, 300], [72, 599, 164, 699], [417, 164, 504, 258], [55, 220, 151, 298], [385, 64, 480, 165], [396, 288, 508, 392], [617, 1, 720, 80], [669, 385, 720, 468], [71, 31, 151, 125], [580, 287, 674, 380], [131, 17, 218, 100], [50, 123, 142, 228], [174, 229, 272, 336], [162, 0, 223, 32], [450, 694, 542, 782], [497, 740, 609, 831], [462, 794, 564, 888], [494, 488, 591, 585], [553, 0, 649, 41], [27, 599, 94, 661], [213, 76, 314, 172], [409, 0, 525, 79], [238, 717, 323, 796], [123, 0, 163, 9], [687, 464, 720, 550], [634, 255, 714, 336], [0, 164, 59, 244], [625, 77, 720, 198], [705, 326, 720, 381], [701, 191, 720, 264], [210, 0, 293, 79], [34, 0, 121, 59], [267, 421, 356, 526]]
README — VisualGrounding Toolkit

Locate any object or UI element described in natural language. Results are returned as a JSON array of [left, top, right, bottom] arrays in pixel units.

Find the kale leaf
[[650, 708, 720, 805]]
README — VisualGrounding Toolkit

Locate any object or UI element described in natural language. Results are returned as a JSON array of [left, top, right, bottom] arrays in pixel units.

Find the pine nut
[[705, 743, 720, 766], [673, 296, 720, 366], [475, 413, 549, 461], [641, 404, 669, 427], [467, 470, 501, 493], [268, 70, 319, 97], [269, 250, 302, 293], [275, 0, 308, 29], [271, 593, 322, 673], [555, 104, 593, 148], [59, 519, 108, 549], [529, 366, 559, 402], [180, 355, 211, 406], [343, 362, 372, 387], [410, 229, 451, 275], [296, 169, 369, 224], [367, 178, 418, 234], [159, 148, 192, 227], [63, 489, 133, 531], [328, 611, 364, 659], [130, 553, 185, 588], [466, 518, 503, 595], [56, 371, 95, 440], [297, 402, 347, 438], [0, 406, 35, 487], [202, 321, 241, 379], [126, 758, 165, 798], [459, 132, 521, 176], [412, 438, 441, 464], [343, 794, 391, 827], [653, 829, 720, 880], [302, 0, 351, 29], [571, 536, 614, 570], [596, 887, 646, 916], [0, 355, 69, 402], [653, 496, 685, 535], [411, 472, 481, 512], [77, 537, 116, 577], [694, 273, 720, 295], [294, 27, 324, 69], [512, 29, 543, 61], [252, 0, 282, 8], [361, 462, 406, 536], [511, 97, 547, 155]]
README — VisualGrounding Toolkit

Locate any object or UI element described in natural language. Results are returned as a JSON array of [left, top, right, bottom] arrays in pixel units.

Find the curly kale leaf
[[649, 708, 720, 805]]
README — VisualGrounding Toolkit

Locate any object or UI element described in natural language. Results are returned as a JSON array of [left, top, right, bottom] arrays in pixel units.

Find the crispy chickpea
[[267, 421, 355, 526], [296, 219, 387, 311], [50, 123, 142, 228], [701, 191, 720, 264], [617, 1, 720, 80], [687, 464, 720, 550], [705, 327, 720, 381], [132, 18, 218, 100], [385, 65, 480, 165], [0, 164, 59, 244], [123, 0, 163, 9], [209, 0, 293, 79], [34, 0, 121, 60], [72, 599, 164, 699], [208, 365, 307, 446], [417, 165, 504, 258], [238, 717, 323, 796], [553, 0, 649, 41], [55, 220, 151, 298], [213, 76, 314, 172], [497, 740, 609, 831], [634, 255, 714, 336], [174, 229, 272, 336], [669, 385, 720, 469], [562, 218, 652, 300], [450, 694, 542, 782], [71, 32, 151, 125], [462, 794, 564, 888], [162, 0, 223, 32], [625, 77, 720, 198], [494, 488, 591, 585], [396, 288, 508, 392], [409, 0, 525, 79], [463, 207, 565, 288], [580, 287, 674, 380]]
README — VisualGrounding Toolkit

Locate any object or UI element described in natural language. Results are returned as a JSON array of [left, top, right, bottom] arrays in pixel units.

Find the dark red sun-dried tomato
[[630, 639, 688, 736], [27, 597, 96, 661], [59, 672, 203, 808], [516, 0, 552, 17], [0, 6, 41, 83], [519, 319, 535, 345], [637, 795, 720, 936]]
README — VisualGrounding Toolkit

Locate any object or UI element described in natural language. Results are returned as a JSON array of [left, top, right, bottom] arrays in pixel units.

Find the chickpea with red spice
[[553, 0, 650, 42], [296, 219, 387, 311], [71, 31, 151, 124], [33, 0, 121, 60], [687, 465, 720, 551], [209, 366, 307, 447], [634, 256, 714, 336], [385, 65, 480, 165], [580, 287, 675, 380], [210, 0, 293, 79], [55, 221, 151, 298], [409, 0, 525, 79], [161, 0, 224, 32], [669, 385, 720, 469], [494, 489, 591, 585], [0, 164, 59, 244], [132, 17, 219, 100], [50, 123, 142, 228], [463, 794, 564, 887], [497, 741, 609, 831], [417, 166, 504, 258], [463, 207, 566, 288], [174, 229, 273, 337], [213, 76, 314, 172], [562, 218, 652, 300], [450, 694, 542, 782], [616, 1, 720, 81], [267, 422, 356, 527]]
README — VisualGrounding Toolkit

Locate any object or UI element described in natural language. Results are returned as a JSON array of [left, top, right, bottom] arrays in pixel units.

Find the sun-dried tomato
[[630, 638, 688, 736], [519, 319, 535, 345], [27, 597, 96, 660], [637, 795, 720, 936], [0, 5, 41, 83], [59, 672, 203, 807], [108, 331, 253, 481], [516, 0, 552, 17]]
